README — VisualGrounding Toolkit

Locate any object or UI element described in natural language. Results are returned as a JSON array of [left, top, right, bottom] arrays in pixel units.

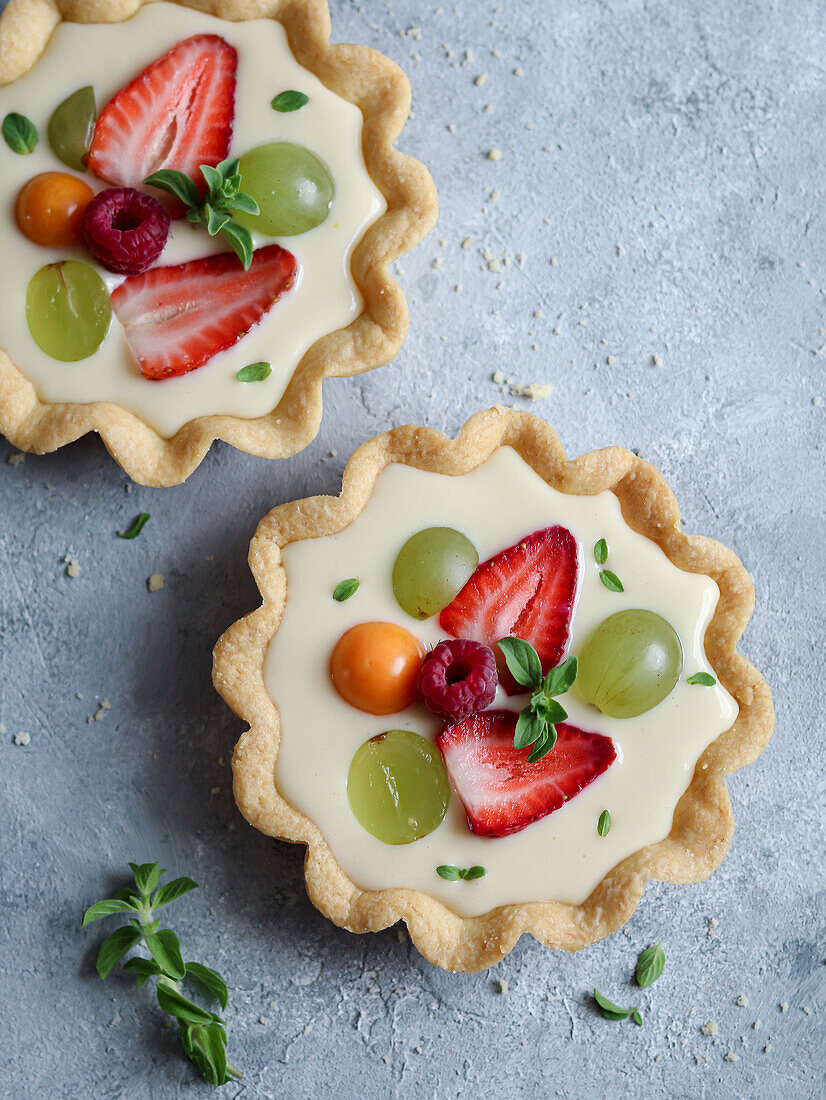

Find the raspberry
[[419, 639, 498, 724], [80, 187, 170, 276]]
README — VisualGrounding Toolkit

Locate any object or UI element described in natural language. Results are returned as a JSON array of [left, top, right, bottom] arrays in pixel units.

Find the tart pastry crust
[[0, 0, 437, 485], [213, 408, 774, 972]]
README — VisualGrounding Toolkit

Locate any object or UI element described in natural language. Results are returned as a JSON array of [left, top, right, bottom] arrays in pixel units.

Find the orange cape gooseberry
[[330, 621, 423, 715], [15, 171, 94, 248]]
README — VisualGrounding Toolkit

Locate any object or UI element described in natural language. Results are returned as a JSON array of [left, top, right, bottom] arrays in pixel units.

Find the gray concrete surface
[[1, 1, 824, 1097]]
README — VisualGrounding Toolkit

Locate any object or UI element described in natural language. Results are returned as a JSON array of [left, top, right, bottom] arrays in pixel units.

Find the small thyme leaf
[[594, 538, 608, 565], [687, 672, 716, 687], [636, 943, 665, 988], [593, 988, 638, 1021], [497, 636, 543, 687], [599, 569, 624, 593], [236, 362, 272, 383], [271, 90, 309, 112], [118, 513, 150, 540], [332, 578, 359, 602], [631, 1009, 643, 1026], [2, 112, 38, 154], [461, 866, 486, 880], [597, 809, 611, 837], [436, 865, 462, 881]]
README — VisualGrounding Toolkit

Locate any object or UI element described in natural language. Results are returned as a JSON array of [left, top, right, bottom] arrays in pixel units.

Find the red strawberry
[[111, 244, 297, 380], [439, 525, 578, 693], [88, 35, 236, 213], [437, 710, 615, 838]]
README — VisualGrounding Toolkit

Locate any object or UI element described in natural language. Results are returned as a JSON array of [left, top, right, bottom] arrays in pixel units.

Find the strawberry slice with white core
[[88, 35, 236, 210], [111, 244, 297, 380], [439, 525, 578, 693], [437, 710, 616, 838]]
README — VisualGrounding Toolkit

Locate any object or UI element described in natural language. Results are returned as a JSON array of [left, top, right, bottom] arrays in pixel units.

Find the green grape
[[234, 142, 334, 236], [393, 527, 479, 620], [48, 86, 96, 172], [27, 261, 111, 362], [577, 609, 684, 718], [347, 729, 450, 845]]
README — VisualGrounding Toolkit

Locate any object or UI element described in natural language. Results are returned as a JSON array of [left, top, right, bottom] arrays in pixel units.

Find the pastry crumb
[[723, 1052, 739, 1063], [487, 148, 502, 161], [93, 700, 111, 722], [461, 237, 472, 249], [65, 558, 81, 579], [652, 354, 663, 366], [707, 917, 719, 937], [780, 1002, 789, 1012], [474, 73, 487, 85], [701, 1021, 718, 1036], [736, 994, 749, 1007], [763, 1043, 772, 1053], [509, 381, 552, 401], [814, 395, 822, 406], [606, 355, 615, 366], [753, 1018, 761, 1029], [496, 978, 508, 994], [694, 1054, 709, 1065], [431, 257, 442, 269], [7, 452, 25, 466], [147, 573, 164, 592], [13, 731, 31, 746], [492, 370, 505, 384], [447, 123, 456, 133]]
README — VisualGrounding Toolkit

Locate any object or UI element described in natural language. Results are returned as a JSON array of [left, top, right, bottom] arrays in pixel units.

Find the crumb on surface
[[13, 731, 31, 746], [496, 978, 508, 994], [487, 148, 502, 161], [147, 573, 164, 592], [701, 1021, 718, 1036], [652, 354, 663, 366], [780, 1002, 789, 1012], [474, 73, 487, 85], [723, 1052, 740, 1063], [7, 452, 25, 466], [736, 994, 749, 1007]]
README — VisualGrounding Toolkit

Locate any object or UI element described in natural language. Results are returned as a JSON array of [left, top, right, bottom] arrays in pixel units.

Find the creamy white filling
[[265, 448, 739, 916], [0, 2, 385, 437]]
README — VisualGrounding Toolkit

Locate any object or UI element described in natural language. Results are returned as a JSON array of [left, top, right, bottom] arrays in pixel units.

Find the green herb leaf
[[96, 926, 141, 980], [527, 725, 558, 761], [542, 655, 578, 697], [333, 578, 359, 602], [220, 192, 260, 216], [145, 929, 186, 981], [636, 943, 665, 988], [81, 897, 139, 927], [631, 1008, 643, 1026], [143, 168, 200, 208], [541, 698, 568, 725], [129, 862, 163, 897], [271, 90, 309, 112], [687, 672, 716, 687], [436, 865, 462, 881], [185, 962, 229, 1010], [594, 538, 608, 565], [153, 876, 199, 908], [599, 569, 624, 593], [205, 205, 231, 235], [183, 1020, 230, 1086], [236, 361, 272, 383], [461, 866, 486, 880], [514, 707, 545, 749], [2, 112, 38, 154], [186, 206, 205, 225], [156, 982, 215, 1026], [123, 957, 163, 988], [597, 809, 611, 837], [200, 163, 224, 202], [219, 220, 254, 270], [117, 513, 150, 540], [593, 988, 638, 1021], [497, 636, 543, 688]]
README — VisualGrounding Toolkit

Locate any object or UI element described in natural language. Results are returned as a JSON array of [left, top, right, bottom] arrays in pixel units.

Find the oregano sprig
[[145, 158, 259, 270], [436, 864, 486, 881], [496, 637, 577, 762], [82, 862, 240, 1088]]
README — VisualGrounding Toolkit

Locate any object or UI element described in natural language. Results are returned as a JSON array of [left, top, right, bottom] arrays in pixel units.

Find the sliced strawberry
[[437, 710, 615, 838], [88, 35, 236, 213], [439, 525, 578, 693], [111, 244, 297, 380]]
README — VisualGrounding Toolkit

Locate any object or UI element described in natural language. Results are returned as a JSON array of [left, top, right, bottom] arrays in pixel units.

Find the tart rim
[[213, 407, 775, 973], [0, 0, 438, 485]]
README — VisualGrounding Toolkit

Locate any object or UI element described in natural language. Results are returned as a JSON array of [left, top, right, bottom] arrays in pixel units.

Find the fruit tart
[[213, 409, 774, 973], [0, 0, 436, 484]]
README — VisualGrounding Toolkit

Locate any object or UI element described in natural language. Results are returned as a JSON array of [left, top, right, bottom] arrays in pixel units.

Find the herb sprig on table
[[83, 862, 240, 1087]]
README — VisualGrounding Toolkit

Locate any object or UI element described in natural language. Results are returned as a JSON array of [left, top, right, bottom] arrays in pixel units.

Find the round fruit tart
[[0, 0, 436, 485], [213, 409, 774, 973]]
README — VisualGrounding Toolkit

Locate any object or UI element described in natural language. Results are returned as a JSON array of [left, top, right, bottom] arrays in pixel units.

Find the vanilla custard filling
[[265, 448, 739, 917], [0, 2, 385, 437]]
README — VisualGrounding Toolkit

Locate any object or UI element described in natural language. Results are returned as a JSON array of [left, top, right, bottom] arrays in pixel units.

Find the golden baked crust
[[0, 0, 437, 485], [213, 408, 774, 972]]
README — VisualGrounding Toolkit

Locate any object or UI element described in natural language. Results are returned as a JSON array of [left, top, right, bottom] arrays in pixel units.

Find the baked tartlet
[[0, 0, 436, 485], [213, 409, 774, 973]]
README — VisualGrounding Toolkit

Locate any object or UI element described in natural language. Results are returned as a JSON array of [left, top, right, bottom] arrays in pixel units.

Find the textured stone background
[[1, 1, 824, 1097]]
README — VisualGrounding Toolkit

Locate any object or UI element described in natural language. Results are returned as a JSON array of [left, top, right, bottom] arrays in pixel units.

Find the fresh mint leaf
[[436, 865, 462, 881], [145, 929, 186, 981], [153, 876, 199, 908], [597, 809, 611, 837], [81, 898, 138, 926], [514, 707, 545, 749], [599, 569, 624, 593], [2, 112, 38, 154], [687, 672, 716, 687], [156, 982, 215, 1026], [236, 361, 272, 383], [117, 513, 150, 540], [497, 636, 542, 688], [593, 988, 638, 1021], [542, 655, 578, 696], [271, 90, 309, 112], [527, 725, 557, 761], [96, 926, 141, 980], [333, 578, 359, 602], [594, 538, 608, 565], [635, 943, 665, 988], [123, 957, 163, 988], [144, 168, 200, 207], [185, 962, 229, 1010]]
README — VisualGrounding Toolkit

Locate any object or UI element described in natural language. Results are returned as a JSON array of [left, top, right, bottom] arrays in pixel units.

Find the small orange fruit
[[15, 172, 95, 248], [330, 622, 423, 715]]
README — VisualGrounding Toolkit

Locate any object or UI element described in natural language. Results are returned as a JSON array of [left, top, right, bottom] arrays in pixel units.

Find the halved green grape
[[393, 527, 479, 620], [347, 729, 450, 845], [234, 142, 334, 237], [26, 261, 111, 361], [48, 86, 96, 172], [577, 609, 683, 718]]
